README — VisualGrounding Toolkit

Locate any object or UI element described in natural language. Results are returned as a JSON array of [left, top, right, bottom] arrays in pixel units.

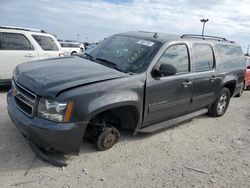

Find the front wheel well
[[223, 81, 236, 97], [87, 105, 140, 130]]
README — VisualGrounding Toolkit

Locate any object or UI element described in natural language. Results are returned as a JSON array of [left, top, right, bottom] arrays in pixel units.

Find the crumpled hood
[[14, 56, 128, 98]]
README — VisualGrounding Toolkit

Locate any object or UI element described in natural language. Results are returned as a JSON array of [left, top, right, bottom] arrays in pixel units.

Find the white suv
[[59, 41, 84, 56], [0, 26, 64, 85]]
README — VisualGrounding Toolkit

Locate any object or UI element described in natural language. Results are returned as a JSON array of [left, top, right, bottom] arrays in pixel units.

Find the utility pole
[[247, 44, 250, 56], [200, 19, 209, 36], [77, 34, 80, 43]]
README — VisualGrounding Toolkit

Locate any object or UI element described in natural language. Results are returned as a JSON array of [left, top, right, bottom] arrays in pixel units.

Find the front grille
[[14, 97, 33, 115], [14, 81, 36, 101], [12, 80, 37, 117]]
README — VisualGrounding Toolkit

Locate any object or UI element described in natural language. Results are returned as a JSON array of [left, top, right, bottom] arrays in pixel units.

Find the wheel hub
[[103, 134, 116, 148], [217, 93, 228, 113]]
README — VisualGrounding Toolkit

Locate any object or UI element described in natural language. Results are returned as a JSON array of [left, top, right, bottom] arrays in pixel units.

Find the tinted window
[[158, 44, 189, 74], [0, 32, 34, 50], [216, 44, 245, 68], [193, 44, 214, 72], [60, 43, 79, 48], [32, 35, 59, 51]]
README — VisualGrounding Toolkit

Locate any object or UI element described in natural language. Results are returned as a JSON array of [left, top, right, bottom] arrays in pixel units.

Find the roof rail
[[180, 34, 235, 43], [0, 26, 46, 33]]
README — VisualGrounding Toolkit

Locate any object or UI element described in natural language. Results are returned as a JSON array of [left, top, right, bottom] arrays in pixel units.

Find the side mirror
[[247, 65, 250, 69], [156, 64, 177, 77]]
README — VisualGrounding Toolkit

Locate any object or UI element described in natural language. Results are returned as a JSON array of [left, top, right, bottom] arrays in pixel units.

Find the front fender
[[85, 91, 141, 121]]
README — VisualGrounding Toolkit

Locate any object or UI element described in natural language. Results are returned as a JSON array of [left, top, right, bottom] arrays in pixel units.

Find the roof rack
[[0, 26, 46, 33], [180, 34, 235, 43]]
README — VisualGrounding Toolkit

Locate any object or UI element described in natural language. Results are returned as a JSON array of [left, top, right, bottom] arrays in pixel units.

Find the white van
[[0, 26, 64, 85], [59, 42, 84, 56]]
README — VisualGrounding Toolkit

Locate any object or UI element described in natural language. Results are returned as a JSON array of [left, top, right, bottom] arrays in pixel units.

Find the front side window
[[193, 44, 214, 72], [0, 32, 34, 50], [158, 44, 189, 74], [32, 35, 59, 51]]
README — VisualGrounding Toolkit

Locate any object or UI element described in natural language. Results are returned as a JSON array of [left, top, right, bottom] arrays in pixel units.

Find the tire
[[97, 127, 120, 151], [208, 88, 231, 117], [246, 85, 250, 90], [71, 51, 77, 55], [235, 82, 245, 97]]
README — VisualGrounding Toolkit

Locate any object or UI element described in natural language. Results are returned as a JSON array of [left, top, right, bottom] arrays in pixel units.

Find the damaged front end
[[7, 87, 88, 166]]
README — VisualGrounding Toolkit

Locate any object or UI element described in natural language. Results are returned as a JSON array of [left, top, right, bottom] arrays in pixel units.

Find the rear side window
[[0, 32, 34, 50], [60, 43, 79, 48], [32, 35, 59, 51], [216, 44, 245, 68], [159, 44, 189, 74], [193, 44, 214, 72]]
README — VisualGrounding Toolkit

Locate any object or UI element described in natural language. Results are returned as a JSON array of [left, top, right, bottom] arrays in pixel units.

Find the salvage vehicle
[[7, 32, 245, 166], [0, 26, 64, 86]]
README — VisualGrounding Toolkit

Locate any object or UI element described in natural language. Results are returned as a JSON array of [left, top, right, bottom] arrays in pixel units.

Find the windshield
[[86, 35, 160, 73]]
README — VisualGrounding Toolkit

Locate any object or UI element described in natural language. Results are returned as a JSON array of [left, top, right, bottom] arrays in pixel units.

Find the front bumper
[[7, 91, 88, 155]]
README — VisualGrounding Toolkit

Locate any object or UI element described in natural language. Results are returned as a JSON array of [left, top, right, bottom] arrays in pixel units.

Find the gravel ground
[[0, 87, 250, 188]]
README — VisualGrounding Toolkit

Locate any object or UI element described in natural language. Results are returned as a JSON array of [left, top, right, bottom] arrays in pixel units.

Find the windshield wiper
[[83, 53, 95, 61], [96, 58, 124, 72]]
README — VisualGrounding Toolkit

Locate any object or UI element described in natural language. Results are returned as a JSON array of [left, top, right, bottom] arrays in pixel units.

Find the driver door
[[143, 43, 193, 127]]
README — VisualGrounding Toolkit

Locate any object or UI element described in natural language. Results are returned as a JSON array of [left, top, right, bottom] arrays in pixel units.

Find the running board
[[138, 109, 208, 133]]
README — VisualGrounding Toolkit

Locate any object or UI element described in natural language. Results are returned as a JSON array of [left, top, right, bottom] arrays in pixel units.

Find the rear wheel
[[208, 88, 230, 117], [246, 85, 250, 90]]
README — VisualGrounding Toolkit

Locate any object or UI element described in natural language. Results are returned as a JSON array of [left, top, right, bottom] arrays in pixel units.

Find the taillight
[[59, 52, 64, 57]]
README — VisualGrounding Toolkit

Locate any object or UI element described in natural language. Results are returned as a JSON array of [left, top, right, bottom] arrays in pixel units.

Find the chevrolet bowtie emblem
[[12, 88, 18, 97]]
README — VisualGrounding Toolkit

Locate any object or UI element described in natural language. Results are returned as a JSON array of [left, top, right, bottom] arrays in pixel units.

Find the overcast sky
[[1, 0, 250, 52]]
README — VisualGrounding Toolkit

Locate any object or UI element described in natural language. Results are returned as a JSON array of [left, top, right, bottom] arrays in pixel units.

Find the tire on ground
[[208, 87, 231, 117]]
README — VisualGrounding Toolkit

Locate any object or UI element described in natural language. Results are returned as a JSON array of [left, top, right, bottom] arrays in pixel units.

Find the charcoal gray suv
[[7, 32, 245, 166]]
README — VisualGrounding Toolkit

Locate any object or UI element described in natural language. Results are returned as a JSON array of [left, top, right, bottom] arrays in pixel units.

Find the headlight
[[37, 98, 74, 122]]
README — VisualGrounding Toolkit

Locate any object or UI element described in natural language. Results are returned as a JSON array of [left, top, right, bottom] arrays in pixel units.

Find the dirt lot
[[0, 87, 250, 188]]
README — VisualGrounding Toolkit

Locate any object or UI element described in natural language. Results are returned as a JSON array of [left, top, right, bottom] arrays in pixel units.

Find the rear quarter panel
[[214, 43, 245, 95]]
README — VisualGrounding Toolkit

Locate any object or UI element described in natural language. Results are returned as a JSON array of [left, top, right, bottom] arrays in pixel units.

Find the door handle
[[182, 80, 192, 87], [210, 75, 217, 82], [25, 54, 34, 57]]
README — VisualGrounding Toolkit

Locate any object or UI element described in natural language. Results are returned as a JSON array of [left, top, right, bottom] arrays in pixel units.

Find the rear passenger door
[[188, 43, 217, 112], [0, 32, 38, 80]]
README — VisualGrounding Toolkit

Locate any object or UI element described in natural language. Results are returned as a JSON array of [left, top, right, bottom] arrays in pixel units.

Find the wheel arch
[[85, 102, 141, 130]]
